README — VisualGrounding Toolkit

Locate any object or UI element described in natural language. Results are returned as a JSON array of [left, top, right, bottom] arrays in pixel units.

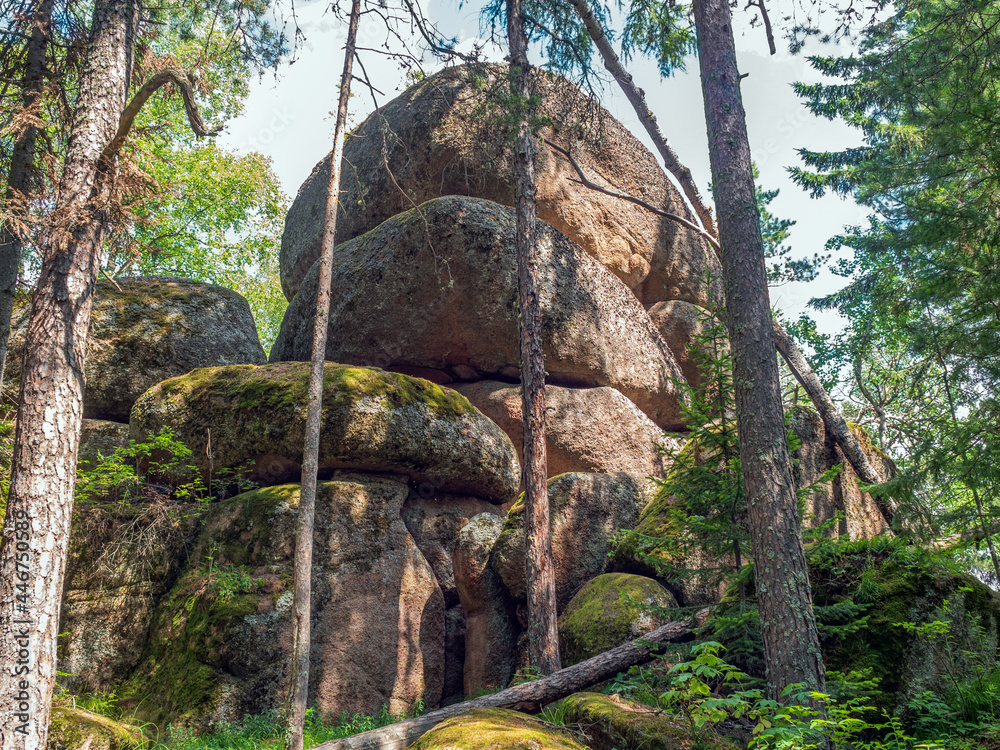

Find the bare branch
[[102, 67, 220, 163]]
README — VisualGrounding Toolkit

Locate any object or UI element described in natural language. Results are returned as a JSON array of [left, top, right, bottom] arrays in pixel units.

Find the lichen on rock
[[130, 362, 519, 502], [408, 707, 589, 750]]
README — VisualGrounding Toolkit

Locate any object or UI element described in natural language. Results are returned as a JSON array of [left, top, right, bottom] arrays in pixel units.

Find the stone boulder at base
[[121, 478, 445, 727], [453, 514, 518, 697], [7, 277, 266, 422], [271, 197, 687, 429], [281, 64, 719, 308], [457, 382, 677, 480], [130, 362, 519, 503], [558, 573, 678, 667], [408, 708, 588, 750], [492, 473, 656, 610], [46, 705, 146, 750]]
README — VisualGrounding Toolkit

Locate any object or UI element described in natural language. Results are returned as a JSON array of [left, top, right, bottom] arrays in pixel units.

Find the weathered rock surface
[[788, 407, 893, 539], [272, 197, 687, 429], [453, 514, 517, 697], [557, 573, 678, 667], [78, 419, 130, 472], [408, 708, 588, 750], [130, 362, 519, 502], [281, 65, 719, 307], [558, 693, 738, 750], [46, 705, 146, 750], [122, 478, 445, 727], [8, 277, 266, 422], [58, 504, 201, 696], [492, 473, 656, 610], [647, 299, 719, 391], [457, 382, 676, 480], [402, 494, 504, 704]]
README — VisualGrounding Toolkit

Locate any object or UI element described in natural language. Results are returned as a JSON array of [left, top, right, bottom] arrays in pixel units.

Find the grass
[[61, 692, 421, 749]]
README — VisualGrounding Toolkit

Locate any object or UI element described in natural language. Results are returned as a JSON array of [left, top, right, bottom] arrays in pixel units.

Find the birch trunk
[[0, 1, 138, 746]]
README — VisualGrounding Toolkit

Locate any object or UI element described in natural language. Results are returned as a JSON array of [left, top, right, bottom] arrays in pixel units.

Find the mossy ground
[[47, 705, 146, 750], [557, 692, 738, 750], [408, 708, 588, 750]]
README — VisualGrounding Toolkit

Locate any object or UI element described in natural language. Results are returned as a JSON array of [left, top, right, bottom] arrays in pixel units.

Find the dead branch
[[311, 612, 704, 750], [543, 138, 721, 252], [101, 68, 219, 163]]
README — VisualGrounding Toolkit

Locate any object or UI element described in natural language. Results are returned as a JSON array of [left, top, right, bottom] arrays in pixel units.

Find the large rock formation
[[457, 382, 675, 480], [122, 478, 445, 727], [271, 196, 687, 429], [130, 362, 519, 502], [492, 473, 656, 610], [280, 65, 719, 308], [7, 277, 266, 422]]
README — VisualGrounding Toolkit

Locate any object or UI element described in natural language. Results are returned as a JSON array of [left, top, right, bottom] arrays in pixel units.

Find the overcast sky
[[218, 0, 870, 337]]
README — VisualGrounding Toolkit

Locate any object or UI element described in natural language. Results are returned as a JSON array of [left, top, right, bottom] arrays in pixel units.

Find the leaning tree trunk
[[0, 0, 55, 398], [0, 1, 139, 747], [310, 613, 702, 750], [692, 0, 826, 699], [286, 4, 362, 749], [508, 0, 560, 676]]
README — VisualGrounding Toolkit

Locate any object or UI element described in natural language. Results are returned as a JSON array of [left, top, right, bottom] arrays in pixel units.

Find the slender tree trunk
[[286, 4, 361, 748], [508, 0, 560, 676], [0, 0, 55, 398], [692, 0, 825, 699], [0, 1, 138, 747]]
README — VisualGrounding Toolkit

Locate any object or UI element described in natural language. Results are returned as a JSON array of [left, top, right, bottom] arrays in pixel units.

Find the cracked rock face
[[271, 196, 687, 429], [280, 64, 721, 308]]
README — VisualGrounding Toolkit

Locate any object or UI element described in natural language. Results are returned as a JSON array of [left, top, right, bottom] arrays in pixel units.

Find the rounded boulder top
[[129, 362, 520, 503]]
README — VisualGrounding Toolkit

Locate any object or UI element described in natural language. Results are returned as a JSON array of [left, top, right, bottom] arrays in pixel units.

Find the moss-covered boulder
[[557, 692, 738, 750], [130, 362, 519, 502], [408, 708, 588, 750], [121, 477, 445, 728], [558, 573, 678, 666], [280, 65, 719, 308], [271, 196, 687, 430], [8, 277, 266, 422], [46, 705, 145, 750], [57, 502, 201, 696], [613, 409, 896, 607], [493, 473, 655, 610]]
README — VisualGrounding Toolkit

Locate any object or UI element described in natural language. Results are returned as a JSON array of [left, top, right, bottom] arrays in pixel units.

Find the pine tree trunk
[[285, 4, 361, 749], [692, 0, 826, 699], [508, 0, 560, 676], [0, 1, 138, 747], [0, 0, 55, 397]]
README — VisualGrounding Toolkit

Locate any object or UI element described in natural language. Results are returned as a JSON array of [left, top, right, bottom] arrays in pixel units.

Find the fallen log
[[311, 611, 704, 750]]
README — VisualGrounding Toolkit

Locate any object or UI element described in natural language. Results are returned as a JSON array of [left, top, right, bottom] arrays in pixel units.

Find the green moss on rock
[[130, 362, 519, 501], [409, 708, 587, 750], [557, 692, 738, 750], [47, 705, 146, 750], [558, 573, 677, 666]]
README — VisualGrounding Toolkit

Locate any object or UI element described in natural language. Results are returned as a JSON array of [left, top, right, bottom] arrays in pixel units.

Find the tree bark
[[508, 0, 560, 677], [0, 1, 139, 747], [285, 4, 361, 749], [566, 0, 716, 237], [693, 0, 826, 699], [310, 613, 702, 750], [0, 0, 55, 398]]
